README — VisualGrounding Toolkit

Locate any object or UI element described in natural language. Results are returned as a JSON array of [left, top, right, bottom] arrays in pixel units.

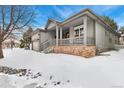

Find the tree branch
[[4, 6, 14, 36], [1, 6, 35, 42], [14, 12, 34, 30], [1, 6, 6, 32]]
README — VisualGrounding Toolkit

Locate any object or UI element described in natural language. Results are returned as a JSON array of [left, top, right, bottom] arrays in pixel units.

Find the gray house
[[32, 9, 119, 55]]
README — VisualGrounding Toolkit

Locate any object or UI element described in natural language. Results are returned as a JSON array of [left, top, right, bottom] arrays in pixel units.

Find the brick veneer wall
[[53, 45, 96, 58]]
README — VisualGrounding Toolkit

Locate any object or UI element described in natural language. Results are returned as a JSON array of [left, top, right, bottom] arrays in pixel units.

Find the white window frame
[[74, 24, 84, 38], [74, 29, 79, 37]]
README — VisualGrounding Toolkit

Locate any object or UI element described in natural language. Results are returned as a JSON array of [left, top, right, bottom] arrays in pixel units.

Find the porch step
[[43, 46, 54, 54]]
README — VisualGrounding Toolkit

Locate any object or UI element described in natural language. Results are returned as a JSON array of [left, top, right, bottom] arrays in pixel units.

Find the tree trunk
[[0, 41, 4, 59]]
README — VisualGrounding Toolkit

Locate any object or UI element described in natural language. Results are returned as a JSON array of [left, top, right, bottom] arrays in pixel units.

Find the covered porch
[[54, 15, 95, 46]]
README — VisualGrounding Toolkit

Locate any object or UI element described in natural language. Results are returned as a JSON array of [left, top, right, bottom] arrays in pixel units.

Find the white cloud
[[102, 5, 119, 11], [115, 12, 124, 27], [90, 5, 120, 15], [53, 6, 76, 19]]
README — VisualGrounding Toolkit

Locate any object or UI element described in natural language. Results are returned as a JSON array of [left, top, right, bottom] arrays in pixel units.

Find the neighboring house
[[2, 38, 20, 49], [32, 8, 120, 54], [119, 33, 124, 45]]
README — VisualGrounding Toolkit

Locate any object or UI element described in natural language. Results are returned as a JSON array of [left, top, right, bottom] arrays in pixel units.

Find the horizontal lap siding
[[95, 22, 115, 52], [32, 32, 40, 51], [32, 41, 40, 51]]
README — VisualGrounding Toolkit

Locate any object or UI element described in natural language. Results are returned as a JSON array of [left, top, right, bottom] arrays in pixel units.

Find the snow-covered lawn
[[0, 48, 124, 88]]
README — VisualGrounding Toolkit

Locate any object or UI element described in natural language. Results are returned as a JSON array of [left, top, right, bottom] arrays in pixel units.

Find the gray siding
[[47, 22, 56, 29], [95, 22, 116, 52], [87, 18, 95, 44], [32, 41, 40, 51], [32, 31, 53, 51], [40, 31, 53, 43], [32, 32, 40, 51]]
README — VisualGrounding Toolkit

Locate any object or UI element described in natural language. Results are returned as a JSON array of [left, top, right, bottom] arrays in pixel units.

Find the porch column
[[60, 27, 62, 45], [69, 26, 74, 39], [69, 27, 74, 44], [56, 25, 59, 46], [84, 15, 88, 45], [60, 27, 62, 40]]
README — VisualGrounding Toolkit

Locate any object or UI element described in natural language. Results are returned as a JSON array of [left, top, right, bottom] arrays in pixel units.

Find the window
[[74, 24, 84, 37], [66, 32, 69, 38], [80, 28, 84, 36], [74, 29, 79, 37]]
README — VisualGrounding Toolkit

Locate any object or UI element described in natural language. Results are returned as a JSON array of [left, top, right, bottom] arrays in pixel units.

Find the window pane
[[74, 29, 79, 37], [80, 28, 84, 36]]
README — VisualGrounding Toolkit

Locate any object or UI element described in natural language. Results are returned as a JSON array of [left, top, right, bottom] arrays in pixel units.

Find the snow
[[0, 48, 124, 88]]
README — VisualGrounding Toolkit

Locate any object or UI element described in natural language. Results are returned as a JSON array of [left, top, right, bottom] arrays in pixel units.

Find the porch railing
[[87, 37, 95, 45], [40, 37, 95, 51], [40, 39, 56, 51], [58, 38, 84, 45]]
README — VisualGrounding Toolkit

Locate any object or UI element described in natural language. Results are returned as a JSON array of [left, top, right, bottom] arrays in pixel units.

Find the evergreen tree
[[21, 27, 33, 49], [102, 16, 118, 31]]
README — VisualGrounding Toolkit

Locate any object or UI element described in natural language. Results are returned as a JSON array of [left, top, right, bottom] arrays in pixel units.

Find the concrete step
[[43, 46, 54, 54]]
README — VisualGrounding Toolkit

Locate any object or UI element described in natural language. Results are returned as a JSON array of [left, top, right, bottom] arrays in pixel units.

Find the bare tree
[[0, 5, 35, 58]]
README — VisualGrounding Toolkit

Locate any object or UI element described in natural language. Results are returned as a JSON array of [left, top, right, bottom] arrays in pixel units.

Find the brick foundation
[[53, 45, 96, 58]]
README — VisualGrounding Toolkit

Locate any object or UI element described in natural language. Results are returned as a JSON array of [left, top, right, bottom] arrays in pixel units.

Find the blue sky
[[33, 5, 124, 29]]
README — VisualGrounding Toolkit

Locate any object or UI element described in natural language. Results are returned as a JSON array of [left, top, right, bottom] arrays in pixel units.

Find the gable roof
[[32, 28, 46, 36], [60, 9, 115, 31], [44, 8, 120, 36], [45, 18, 60, 29], [63, 9, 120, 36]]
